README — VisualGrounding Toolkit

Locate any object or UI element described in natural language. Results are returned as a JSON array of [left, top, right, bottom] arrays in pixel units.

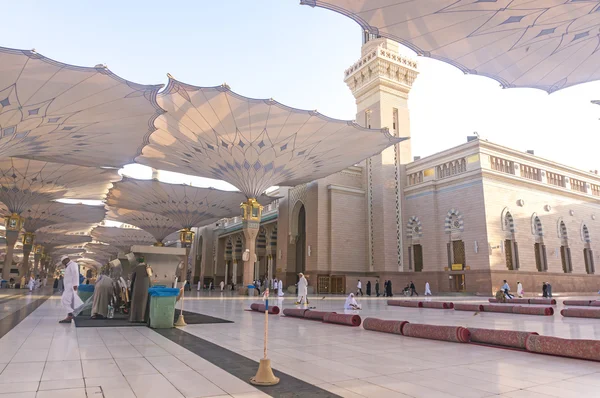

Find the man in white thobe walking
[[278, 279, 284, 297], [296, 273, 308, 305], [59, 255, 84, 324]]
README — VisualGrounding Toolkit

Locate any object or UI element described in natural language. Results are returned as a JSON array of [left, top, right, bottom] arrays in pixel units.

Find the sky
[[3, 0, 600, 191]]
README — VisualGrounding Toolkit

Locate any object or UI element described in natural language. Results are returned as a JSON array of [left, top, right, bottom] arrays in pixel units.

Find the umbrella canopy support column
[[241, 199, 263, 292], [3, 214, 24, 280]]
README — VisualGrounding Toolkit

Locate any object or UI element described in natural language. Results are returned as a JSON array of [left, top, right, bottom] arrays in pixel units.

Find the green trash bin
[[148, 287, 179, 329], [77, 285, 95, 317]]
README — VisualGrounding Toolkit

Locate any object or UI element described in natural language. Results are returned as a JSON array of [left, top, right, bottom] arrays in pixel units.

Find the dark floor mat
[[74, 310, 232, 328]]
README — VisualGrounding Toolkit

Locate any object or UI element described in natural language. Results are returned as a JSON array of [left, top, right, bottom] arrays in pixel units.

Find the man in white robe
[[219, 280, 225, 291], [277, 279, 284, 297], [296, 273, 308, 304], [59, 256, 84, 324], [425, 282, 432, 296]]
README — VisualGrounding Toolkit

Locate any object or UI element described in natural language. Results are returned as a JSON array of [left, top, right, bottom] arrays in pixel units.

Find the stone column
[[34, 251, 41, 275], [2, 230, 19, 280], [21, 243, 33, 277]]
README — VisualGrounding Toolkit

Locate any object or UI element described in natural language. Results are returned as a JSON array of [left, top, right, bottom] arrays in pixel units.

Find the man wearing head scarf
[[59, 255, 84, 324], [344, 293, 361, 310], [296, 273, 308, 305]]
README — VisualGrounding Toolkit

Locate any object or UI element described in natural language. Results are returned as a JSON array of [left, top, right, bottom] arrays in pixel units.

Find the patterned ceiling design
[[106, 207, 184, 243], [301, 0, 600, 92], [17, 203, 105, 233], [136, 78, 403, 198], [90, 225, 155, 250], [0, 158, 120, 213], [37, 222, 98, 235], [84, 242, 121, 257], [0, 46, 163, 167], [34, 232, 92, 246], [105, 178, 275, 228]]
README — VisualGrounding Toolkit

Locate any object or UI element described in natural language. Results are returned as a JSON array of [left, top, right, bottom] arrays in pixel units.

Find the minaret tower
[[344, 33, 418, 274]]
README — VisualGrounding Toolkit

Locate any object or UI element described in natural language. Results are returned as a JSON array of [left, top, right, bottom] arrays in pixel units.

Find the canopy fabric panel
[[105, 178, 274, 228], [106, 207, 183, 243], [18, 203, 105, 233], [0, 158, 121, 213], [35, 232, 92, 246], [0, 47, 163, 167], [91, 225, 155, 250], [136, 78, 403, 198], [301, 0, 600, 92], [38, 222, 98, 235], [84, 243, 121, 257]]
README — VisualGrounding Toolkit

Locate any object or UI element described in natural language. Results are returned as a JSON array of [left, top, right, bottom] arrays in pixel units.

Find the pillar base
[[250, 358, 280, 386]]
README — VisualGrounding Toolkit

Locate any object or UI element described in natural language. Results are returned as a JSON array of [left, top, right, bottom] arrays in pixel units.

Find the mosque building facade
[[191, 37, 600, 295]]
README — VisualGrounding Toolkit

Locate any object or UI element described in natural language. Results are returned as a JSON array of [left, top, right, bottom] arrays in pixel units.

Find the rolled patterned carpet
[[453, 304, 484, 312], [563, 300, 592, 306], [282, 308, 308, 318], [482, 305, 516, 313], [529, 298, 556, 305], [422, 301, 454, 309], [304, 310, 334, 321], [322, 312, 362, 327], [402, 323, 470, 343], [488, 298, 530, 304], [387, 300, 423, 308], [363, 317, 407, 335], [525, 334, 600, 362], [512, 306, 554, 316], [469, 328, 538, 349], [250, 303, 280, 314], [561, 308, 600, 318]]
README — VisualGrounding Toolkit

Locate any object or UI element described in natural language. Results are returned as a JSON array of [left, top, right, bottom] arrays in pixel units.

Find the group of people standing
[[357, 279, 433, 297], [501, 280, 553, 299]]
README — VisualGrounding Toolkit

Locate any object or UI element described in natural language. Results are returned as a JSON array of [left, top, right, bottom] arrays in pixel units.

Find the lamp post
[[3, 214, 23, 280], [241, 198, 262, 292], [174, 228, 194, 327]]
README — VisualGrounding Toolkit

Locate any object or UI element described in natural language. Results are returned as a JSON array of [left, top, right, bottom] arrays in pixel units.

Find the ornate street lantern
[[5, 214, 23, 232], [22, 232, 35, 246], [179, 229, 195, 248]]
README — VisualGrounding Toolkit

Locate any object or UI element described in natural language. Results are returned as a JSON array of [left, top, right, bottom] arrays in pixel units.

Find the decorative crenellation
[[408, 171, 423, 186], [490, 156, 515, 175], [344, 45, 418, 96], [437, 158, 467, 179]]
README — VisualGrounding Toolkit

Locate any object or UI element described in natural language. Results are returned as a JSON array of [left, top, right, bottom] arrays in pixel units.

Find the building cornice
[[327, 184, 365, 195]]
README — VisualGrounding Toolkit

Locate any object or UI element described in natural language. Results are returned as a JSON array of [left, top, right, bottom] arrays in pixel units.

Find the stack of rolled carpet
[[281, 308, 362, 327], [249, 303, 280, 314]]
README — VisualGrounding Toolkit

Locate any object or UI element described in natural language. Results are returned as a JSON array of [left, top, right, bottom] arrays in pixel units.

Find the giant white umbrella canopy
[[301, 0, 600, 92], [90, 225, 155, 252], [136, 78, 403, 198], [20, 203, 106, 233], [36, 232, 92, 247], [84, 242, 121, 258], [0, 46, 163, 167], [38, 222, 98, 235], [135, 78, 402, 287], [0, 158, 121, 213], [105, 178, 274, 229], [106, 207, 184, 244]]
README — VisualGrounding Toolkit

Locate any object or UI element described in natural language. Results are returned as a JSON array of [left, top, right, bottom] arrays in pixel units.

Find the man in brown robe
[[91, 275, 115, 319], [129, 262, 150, 323]]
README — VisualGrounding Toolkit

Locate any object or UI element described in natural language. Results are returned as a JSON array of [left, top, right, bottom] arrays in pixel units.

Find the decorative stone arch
[[531, 213, 544, 238], [256, 227, 267, 257], [269, 226, 278, 255], [501, 207, 516, 234], [581, 223, 591, 243], [558, 218, 568, 243], [224, 238, 233, 261], [406, 216, 422, 241], [233, 235, 243, 261], [289, 199, 306, 244], [444, 209, 464, 234]]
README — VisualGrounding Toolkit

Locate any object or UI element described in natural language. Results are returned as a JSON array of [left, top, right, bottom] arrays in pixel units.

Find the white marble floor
[[0, 291, 599, 398]]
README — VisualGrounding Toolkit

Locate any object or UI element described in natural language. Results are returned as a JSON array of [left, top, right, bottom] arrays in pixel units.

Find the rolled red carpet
[[250, 303, 280, 314], [591, 301, 600, 307], [469, 328, 538, 349], [563, 300, 592, 306], [512, 306, 553, 316], [387, 300, 423, 308], [322, 312, 362, 327], [401, 323, 470, 343], [482, 305, 516, 313], [488, 298, 529, 304], [304, 310, 334, 321], [561, 308, 600, 318], [529, 298, 556, 305], [363, 318, 407, 335], [526, 334, 600, 362], [453, 304, 484, 312], [282, 308, 308, 318], [422, 301, 454, 309]]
